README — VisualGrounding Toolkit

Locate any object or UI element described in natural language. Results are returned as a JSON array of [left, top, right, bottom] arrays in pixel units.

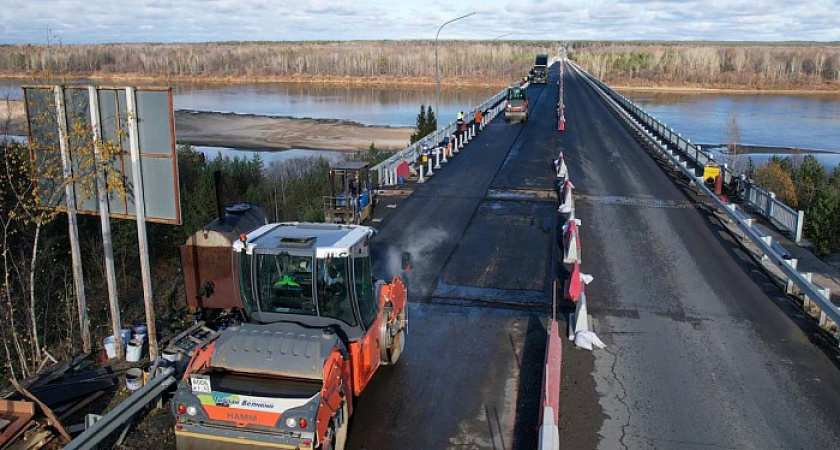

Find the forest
[[569, 41, 840, 90], [0, 41, 553, 85]]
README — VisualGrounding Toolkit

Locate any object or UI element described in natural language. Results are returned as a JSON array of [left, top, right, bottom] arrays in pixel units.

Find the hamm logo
[[227, 412, 259, 422]]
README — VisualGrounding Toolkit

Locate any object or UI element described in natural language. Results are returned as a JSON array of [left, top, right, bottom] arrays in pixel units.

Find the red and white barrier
[[554, 152, 567, 179], [558, 113, 566, 132], [564, 261, 592, 303], [562, 216, 582, 267], [538, 319, 562, 450], [568, 291, 590, 340], [558, 179, 575, 215]]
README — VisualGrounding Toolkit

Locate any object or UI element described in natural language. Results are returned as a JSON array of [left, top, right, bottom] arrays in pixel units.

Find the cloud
[[0, 0, 838, 43]]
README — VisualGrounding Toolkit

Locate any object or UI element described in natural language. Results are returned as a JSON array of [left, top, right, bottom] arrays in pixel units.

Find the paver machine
[[323, 161, 375, 225], [173, 222, 409, 450]]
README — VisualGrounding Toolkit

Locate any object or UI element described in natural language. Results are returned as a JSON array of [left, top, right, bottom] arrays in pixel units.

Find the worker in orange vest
[[475, 109, 483, 127]]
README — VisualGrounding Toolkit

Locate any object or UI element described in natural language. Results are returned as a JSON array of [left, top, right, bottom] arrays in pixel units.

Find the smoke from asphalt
[[382, 226, 450, 285]]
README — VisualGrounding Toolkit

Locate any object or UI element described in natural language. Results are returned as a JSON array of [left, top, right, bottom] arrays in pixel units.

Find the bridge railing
[[571, 64, 806, 243], [371, 84, 513, 186], [570, 61, 840, 345]]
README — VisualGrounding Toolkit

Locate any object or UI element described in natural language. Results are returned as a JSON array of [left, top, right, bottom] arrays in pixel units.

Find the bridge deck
[[561, 63, 840, 448], [346, 61, 840, 449]]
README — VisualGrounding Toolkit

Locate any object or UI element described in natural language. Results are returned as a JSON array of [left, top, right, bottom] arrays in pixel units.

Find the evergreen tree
[[425, 107, 438, 135], [410, 104, 431, 144]]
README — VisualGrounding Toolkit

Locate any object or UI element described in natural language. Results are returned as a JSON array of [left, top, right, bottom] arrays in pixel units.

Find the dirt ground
[[175, 110, 412, 151]]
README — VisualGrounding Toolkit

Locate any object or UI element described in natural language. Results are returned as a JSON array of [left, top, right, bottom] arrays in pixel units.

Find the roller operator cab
[[531, 53, 549, 84], [173, 223, 409, 450], [505, 87, 529, 123]]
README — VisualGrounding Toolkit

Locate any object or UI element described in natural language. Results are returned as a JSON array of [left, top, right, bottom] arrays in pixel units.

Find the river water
[[4, 80, 840, 166]]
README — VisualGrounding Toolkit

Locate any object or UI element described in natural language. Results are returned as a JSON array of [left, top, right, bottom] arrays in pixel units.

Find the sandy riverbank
[[174, 110, 412, 151], [1, 100, 413, 150]]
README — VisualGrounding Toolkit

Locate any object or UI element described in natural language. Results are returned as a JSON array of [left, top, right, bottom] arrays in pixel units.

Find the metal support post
[[89, 86, 122, 359], [126, 87, 159, 360], [55, 86, 92, 354]]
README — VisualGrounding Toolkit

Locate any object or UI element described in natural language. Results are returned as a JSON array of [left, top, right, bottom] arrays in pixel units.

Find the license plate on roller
[[190, 374, 211, 394]]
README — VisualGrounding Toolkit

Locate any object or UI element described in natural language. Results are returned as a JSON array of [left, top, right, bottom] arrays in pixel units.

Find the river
[[4, 80, 840, 167]]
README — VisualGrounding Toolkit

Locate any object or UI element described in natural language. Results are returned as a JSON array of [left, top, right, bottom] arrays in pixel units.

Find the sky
[[0, 0, 838, 44]]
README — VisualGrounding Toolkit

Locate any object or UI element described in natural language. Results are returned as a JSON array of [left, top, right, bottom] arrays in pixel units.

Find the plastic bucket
[[132, 325, 147, 335], [120, 329, 132, 345], [103, 336, 118, 359], [126, 342, 143, 362], [125, 368, 144, 391], [162, 348, 180, 363]]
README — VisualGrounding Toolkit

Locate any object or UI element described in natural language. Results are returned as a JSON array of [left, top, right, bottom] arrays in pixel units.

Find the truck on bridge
[[531, 53, 549, 84], [172, 222, 409, 450]]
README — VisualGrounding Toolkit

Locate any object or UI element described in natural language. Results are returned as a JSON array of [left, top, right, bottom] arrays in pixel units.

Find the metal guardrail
[[570, 61, 840, 344], [741, 177, 805, 243], [64, 368, 177, 450], [571, 63, 806, 243], [372, 83, 514, 186]]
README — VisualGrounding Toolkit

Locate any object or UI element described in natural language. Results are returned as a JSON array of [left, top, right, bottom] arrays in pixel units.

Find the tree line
[[569, 42, 840, 90], [750, 155, 840, 255], [0, 41, 552, 84]]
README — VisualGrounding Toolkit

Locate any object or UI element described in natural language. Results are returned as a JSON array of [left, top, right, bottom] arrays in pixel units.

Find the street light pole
[[489, 33, 512, 96], [435, 12, 475, 129]]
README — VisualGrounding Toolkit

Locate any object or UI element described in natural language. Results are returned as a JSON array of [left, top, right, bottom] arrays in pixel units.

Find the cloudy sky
[[0, 0, 838, 44]]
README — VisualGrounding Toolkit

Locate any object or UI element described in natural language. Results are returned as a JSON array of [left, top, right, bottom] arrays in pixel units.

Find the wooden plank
[[9, 380, 70, 443], [0, 400, 35, 448]]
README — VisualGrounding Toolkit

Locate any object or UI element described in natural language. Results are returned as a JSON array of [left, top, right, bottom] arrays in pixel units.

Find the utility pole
[[435, 12, 475, 129]]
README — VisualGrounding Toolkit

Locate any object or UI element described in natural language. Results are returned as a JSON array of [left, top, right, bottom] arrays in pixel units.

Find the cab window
[[317, 258, 358, 326], [353, 252, 378, 329], [255, 253, 316, 316]]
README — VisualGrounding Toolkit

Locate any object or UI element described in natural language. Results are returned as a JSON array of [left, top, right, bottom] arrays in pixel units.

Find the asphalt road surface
[[347, 69, 563, 449], [560, 63, 840, 449]]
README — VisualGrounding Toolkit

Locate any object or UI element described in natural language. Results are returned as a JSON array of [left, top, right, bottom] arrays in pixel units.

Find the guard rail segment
[[568, 61, 840, 346], [372, 85, 513, 187], [570, 63, 805, 243]]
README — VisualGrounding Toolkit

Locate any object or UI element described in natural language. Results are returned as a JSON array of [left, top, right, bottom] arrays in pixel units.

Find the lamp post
[[435, 12, 475, 129], [489, 33, 512, 96]]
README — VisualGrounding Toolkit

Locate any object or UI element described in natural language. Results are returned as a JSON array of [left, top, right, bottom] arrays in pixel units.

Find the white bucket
[[162, 348, 180, 363], [125, 368, 144, 391], [126, 342, 143, 362], [103, 336, 118, 359]]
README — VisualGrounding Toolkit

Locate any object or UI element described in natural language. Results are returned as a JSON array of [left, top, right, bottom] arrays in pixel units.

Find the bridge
[[345, 60, 840, 448]]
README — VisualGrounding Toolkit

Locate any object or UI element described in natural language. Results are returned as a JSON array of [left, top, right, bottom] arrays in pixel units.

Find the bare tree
[[726, 112, 747, 175]]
